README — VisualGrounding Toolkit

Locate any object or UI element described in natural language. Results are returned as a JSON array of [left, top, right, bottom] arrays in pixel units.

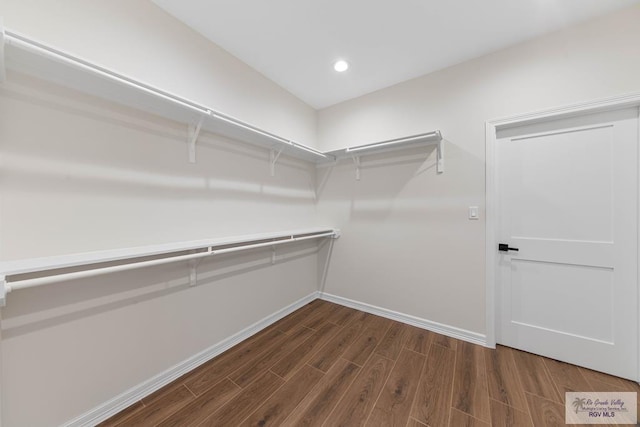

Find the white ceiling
[[153, 0, 639, 109]]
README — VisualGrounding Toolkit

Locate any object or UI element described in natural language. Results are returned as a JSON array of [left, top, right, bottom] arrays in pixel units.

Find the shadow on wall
[[317, 142, 452, 221], [0, 239, 325, 340], [1, 73, 316, 204], [2, 151, 316, 204]]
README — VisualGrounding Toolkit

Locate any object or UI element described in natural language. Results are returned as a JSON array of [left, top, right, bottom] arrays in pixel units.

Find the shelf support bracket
[[270, 145, 285, 177], [436, 140, 444, 174], [0, 19, 6, 83], [271, 246, 276, 265], [0, 276, 6, 307], [188, 249, 207, 287], [188, 114, 206, 164], [352, 155, 361, 181], [188, 259, 200, 287]]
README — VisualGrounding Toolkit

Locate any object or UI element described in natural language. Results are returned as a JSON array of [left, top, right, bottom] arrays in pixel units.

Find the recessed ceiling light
[[334, 60, 349, 72]]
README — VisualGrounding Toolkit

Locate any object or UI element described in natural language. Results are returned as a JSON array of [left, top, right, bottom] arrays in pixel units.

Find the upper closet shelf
[[0, 28, 444, 175], [323, 131, 444, 177], [0, 29, 328, 164]]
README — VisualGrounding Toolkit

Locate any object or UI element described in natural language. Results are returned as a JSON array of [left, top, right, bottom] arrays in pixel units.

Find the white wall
[[316, 5, 640, 335], [0, 0, 317, 147], [0, 70, 323, 426], [1, 73, 322, 259], [0, 2, 323, 425]]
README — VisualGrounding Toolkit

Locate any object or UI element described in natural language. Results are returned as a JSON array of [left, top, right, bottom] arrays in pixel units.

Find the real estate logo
[[566, 392, 637, 424]]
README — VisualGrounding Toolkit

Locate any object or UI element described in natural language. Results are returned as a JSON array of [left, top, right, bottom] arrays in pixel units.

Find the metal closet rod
[[3, 30, 327, 159], [4, 231, 337, 292]]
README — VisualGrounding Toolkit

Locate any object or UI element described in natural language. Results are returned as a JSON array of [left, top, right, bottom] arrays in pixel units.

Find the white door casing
[[486, 93, 640, 382]]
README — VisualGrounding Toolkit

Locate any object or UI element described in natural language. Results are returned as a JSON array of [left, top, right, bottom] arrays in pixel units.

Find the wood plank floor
[[100, 299, 640, 426]]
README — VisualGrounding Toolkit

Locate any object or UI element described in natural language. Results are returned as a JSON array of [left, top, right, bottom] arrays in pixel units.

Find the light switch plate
[[469, 206, 479, 220]]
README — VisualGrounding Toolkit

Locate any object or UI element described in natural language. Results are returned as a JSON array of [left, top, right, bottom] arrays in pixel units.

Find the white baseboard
[[319, 292, 487, 347], [64, 291, 320, 427]]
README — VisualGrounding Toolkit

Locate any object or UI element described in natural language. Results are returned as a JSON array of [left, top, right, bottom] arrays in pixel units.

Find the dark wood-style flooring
[[100, 299, 640, 426]]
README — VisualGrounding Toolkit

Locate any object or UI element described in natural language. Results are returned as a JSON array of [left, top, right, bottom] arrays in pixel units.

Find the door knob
[[498, 243, 519, 252]]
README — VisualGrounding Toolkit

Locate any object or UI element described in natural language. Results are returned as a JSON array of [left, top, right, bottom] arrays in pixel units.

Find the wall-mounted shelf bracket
[[352, 155, 361, 181], [270, 145, 285, 177], [0, 20, 6, 83], [436, 139, 444, 173], [189, 261, 197, 286], [271, 246, 277, 265], [188, 252, 206, 287], [0, 275, 6, 307], [187, 112, 210, 163]]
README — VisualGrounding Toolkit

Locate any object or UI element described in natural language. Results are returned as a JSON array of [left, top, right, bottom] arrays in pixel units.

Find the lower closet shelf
[[0, 227, 340, 306]]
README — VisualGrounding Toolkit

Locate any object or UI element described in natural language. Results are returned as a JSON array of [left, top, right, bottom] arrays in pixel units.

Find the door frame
[[485, 92, 640, 380]]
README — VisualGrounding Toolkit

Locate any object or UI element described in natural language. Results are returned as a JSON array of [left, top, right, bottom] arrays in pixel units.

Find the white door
[[496, 107, 639, 380]]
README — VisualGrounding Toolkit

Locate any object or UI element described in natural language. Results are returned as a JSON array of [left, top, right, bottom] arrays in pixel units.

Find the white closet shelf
[[0, 28, 444, 171], [326, 131, 442, 157], [0, 228, 340, 306], [323, 131, 444, 178], [1, 29, 328, 163]]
